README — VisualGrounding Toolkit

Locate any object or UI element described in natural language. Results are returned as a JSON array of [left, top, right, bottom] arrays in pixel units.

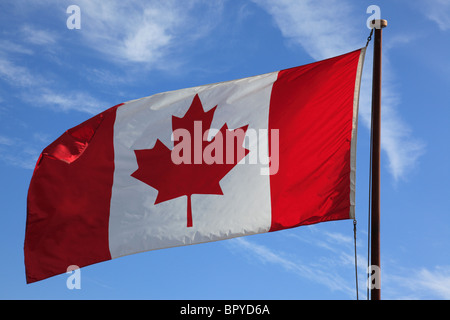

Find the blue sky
[[1, 0, 449, 300]]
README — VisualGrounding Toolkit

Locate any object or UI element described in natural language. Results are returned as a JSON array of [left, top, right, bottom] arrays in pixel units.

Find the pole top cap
[[370, 19, 388, 29]]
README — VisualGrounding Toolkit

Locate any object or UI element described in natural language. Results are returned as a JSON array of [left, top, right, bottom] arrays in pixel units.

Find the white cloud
[[0, 56, 43, 87], [228, 236, 356, 297], [29, 89, 109, 115], [252, 0, 425, 181], [0, 135, 41, 170], [378, 95, 426, 180], [227, 229, 450, 299], [386, 265, 450, 299], [73, 0, 224, 66], [251, 0, 360, 60], [414, 267, 450, 299], [0, 40, 34, 55], [20, 25, 57, 45], [0, 55, 106, 115], [0, 1, 225, 117], [74, 1, 174, 64], [423, 0, 450, 31], [0, 135, 15, 146], [358, 52, 426, 181], [226, 226, 362, 298]]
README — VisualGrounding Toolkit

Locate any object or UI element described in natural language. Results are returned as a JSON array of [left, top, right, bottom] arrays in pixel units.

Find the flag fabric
[[24, 48, 366, 283]]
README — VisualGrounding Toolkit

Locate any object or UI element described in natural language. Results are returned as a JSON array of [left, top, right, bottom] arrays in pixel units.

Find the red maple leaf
[[131, 94, 250, 227]]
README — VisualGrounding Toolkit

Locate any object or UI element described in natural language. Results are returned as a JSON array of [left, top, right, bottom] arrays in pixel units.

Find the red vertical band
[[24, 103, 122, 283], [269, 50, 362, 232]]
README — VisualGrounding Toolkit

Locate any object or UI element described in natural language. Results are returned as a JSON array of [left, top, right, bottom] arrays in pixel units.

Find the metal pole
[[370, 19, 387, 301]]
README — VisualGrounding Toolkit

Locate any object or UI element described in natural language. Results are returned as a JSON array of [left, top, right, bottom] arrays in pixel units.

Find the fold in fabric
[[41, 112, 105, 164]]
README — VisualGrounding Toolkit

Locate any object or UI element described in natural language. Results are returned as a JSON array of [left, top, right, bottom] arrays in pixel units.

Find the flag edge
[[349, 47, 367, 220]]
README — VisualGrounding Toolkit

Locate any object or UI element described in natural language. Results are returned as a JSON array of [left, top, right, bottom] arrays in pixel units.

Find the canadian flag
[[25, 48, 366, 283]]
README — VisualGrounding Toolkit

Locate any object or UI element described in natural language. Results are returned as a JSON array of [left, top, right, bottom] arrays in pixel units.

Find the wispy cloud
[[0, 134, 41, 170], [384, 265, 450, 299], [0, 56, 44, 87], [375, 89, 426, 180], [227, 229, 450, 299], [422, 0, 450, 31], [359, 47, 426, 181], [251, 0, 360, 60], [0, 40, 34, 55], [0, 135, 15, 146], [20, 25, 57, 46], [0, 0, 227, 112], [28, 89, 109, 115], [0, 25, 110, 116], [74, 0, 175, 64], [72, 0, 224, 66], [226, 229, 358, 298], [0, 54, 107, 115], [413, 267, 450, 299], [252, 0, 425, 181]]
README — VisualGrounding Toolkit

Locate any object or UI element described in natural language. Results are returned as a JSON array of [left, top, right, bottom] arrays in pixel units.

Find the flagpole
[[370, 18, 387, 301]]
